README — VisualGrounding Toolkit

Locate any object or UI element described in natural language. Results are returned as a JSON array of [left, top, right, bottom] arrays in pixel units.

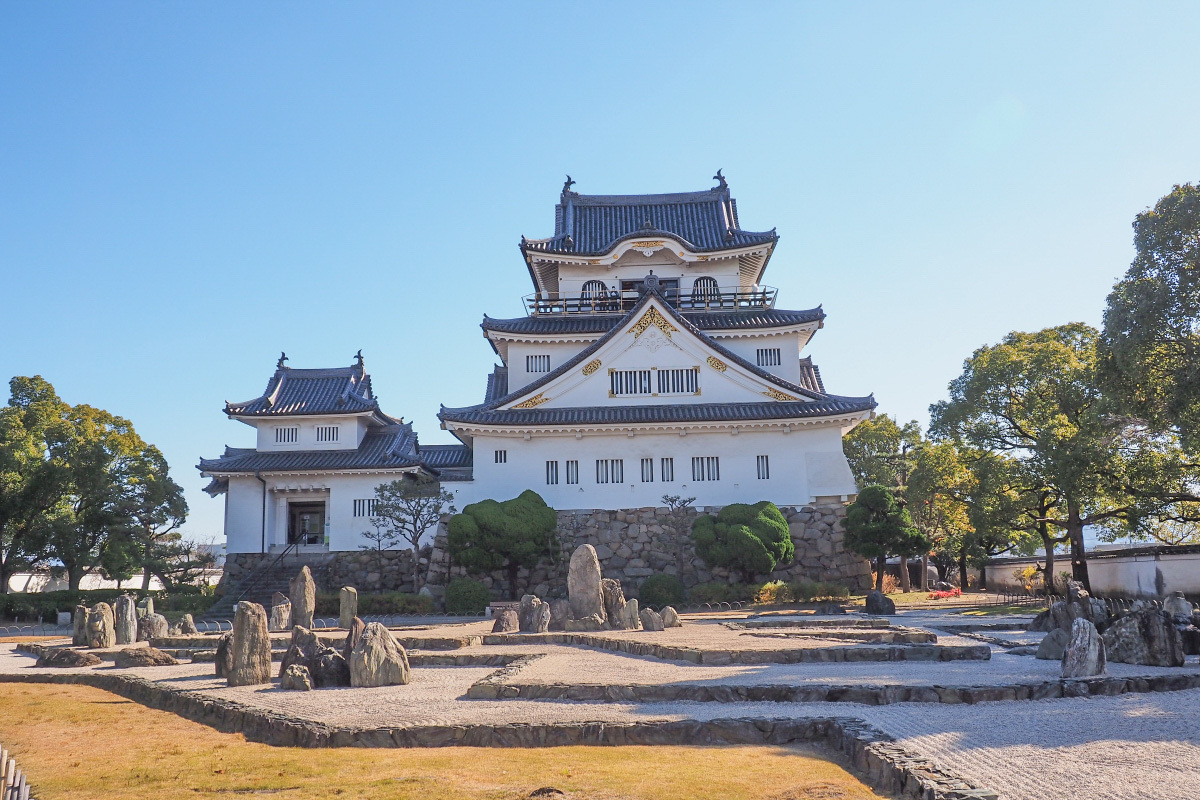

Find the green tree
[[843, 485, 929, 591], [906, 440, 974, 585], [930, 323, 1200, 591], [690, 501, 794, 583], [48, 404, 146, 591], [447, 490, 556, 597], [0, 376, 69, 593], [122, 444, 191, 589], [369, 474, 456, 592], [843, 414, 922, 489], [1099, 183, 1200, 452]]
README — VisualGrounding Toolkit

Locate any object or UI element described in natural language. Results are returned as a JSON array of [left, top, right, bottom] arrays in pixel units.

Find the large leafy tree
[[121, 444, 194, 589], [47, 404, 147, 591], [1099, 183, 1200, 452], [906, 441, 975, 585], [690, 501, 794, 583], [930, 323, 1200, 591], [447, 490, 556, 597], [843, 485, 929, 591], [843, 415, 922, 489], [368, 474, 456, 591], [0, 377, 70, 593]]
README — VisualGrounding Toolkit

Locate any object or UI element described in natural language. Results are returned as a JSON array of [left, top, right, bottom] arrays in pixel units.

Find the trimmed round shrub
[[639, 574, 685, 608], [691, 501, 794, 582], [444, 577, 490, 615]]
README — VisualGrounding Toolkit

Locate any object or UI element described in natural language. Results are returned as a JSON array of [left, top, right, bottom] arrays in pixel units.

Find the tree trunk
[[978, 566, 987, 589], [920, 554, 929, 592], [141, 538, 153, 591], [958, 551, 968, 590], [1039, 528, 1056, 596], [507, 563, 520, 600], [875, 555, 885, 591], [1066, 505, 1091, 592], [412, 545, 422, 596], [0, 560, 10, 595], [67, 565, 82, 592], [899, 556, 911, 592]]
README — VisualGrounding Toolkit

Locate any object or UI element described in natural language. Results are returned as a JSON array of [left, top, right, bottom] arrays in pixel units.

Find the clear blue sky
[[3, 3, 1199, 544]]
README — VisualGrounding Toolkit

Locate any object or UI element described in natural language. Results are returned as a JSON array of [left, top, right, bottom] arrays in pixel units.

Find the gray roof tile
[[482, 307, 825, 336], [225, 363, 381, 418], [439, 399, 875, 427], [198, 424, 423, 474]]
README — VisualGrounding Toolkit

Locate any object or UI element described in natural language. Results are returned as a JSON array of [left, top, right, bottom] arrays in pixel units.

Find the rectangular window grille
[[566, 460, 579, 484], [656, 367, 699, 395], [495, 450, 507, 464], [691, 456, 720, 481], [756, 348, 782, 367], [640, 457, 654, 483], [661, 457, 675, 482], [275, 426, 298, 444], [595, 459, 624, 484], [757, 455, 770, 480], [526, 354, 550, 373], [545, 460, 559, 485], [315, 425, 339, 443], [353, 499, 377, 517], [610, 369, 653, 396]]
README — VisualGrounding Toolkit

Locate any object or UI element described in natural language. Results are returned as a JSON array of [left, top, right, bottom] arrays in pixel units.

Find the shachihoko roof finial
[[562, 174, 576, 194], [354, 349, 364, 368], [276, 352, 288, 369], [713, 169, 728, 189]]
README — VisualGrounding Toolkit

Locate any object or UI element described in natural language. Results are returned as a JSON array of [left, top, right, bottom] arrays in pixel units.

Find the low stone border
[[725, 618, 892, 629], [482, 633, 990, 664], [0, 669, 996, 799], [150, 633, 482, 652], [741, 629, 937, 644]]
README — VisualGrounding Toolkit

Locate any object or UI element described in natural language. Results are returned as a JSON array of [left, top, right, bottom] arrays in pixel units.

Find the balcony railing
[[523, 285, 777, 316]]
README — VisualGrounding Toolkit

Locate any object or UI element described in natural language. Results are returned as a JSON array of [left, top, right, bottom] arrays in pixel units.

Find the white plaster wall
[[449, 426, 855, 511], [717, 332, 804, 384], [556, 254, 743, 296], [986, 552, 1200, 596], [505, 341, 593, 394], [252, 415, 366, 452], [225, 476, 266, 553]]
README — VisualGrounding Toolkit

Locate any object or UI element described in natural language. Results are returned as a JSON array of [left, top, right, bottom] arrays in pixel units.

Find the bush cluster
[[686, 579, 851, 607], [0, 587, 211, 621], [444, 578, 490, 615], [691, 501, 794, 581], [638, 574, 686, 608], [314, 591, 433, 617]]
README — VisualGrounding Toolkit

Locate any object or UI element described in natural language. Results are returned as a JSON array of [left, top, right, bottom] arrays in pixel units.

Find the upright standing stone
[[1165, 591, 1192, 621], [491, 608, 519, 633], [518, 595, 546, 633], [269, 592, 292, 632], [136, 596, 154, 619], [214, 632, 233, 679], [601, 579, 628, 628], [639, 607, 665, 632], [137, 613, 169, 642], [661, 606, 682, 628], [1061, 618, 1106, 678], [290, 566, 316, 629], [72, 605, 89, 646], [339, 587, 358, 630], [86, 603, 116, 649], [227, 601, 272, 687], [532, 602, 551, 634], [113, 595, 138, 645], [349, 622, 411, 687], [279, 625, 320, 678], [344, 616, 366, 661], [179, 613, 199, 635], [568, 545, 605, 623], [548, 599, 571, 631], [619, 599, 642, 631]]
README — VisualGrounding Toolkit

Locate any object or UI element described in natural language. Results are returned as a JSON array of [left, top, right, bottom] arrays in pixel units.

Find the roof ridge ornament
[[353, 349, 364, 369], [562, 174, 576, 195], [276, 352, 288, 370], [713, 169, 728, 190]]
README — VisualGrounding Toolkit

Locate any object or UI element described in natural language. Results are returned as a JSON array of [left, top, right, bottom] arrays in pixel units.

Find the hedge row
[[1, 587, 212, 621], [313, 591, 433, 617]]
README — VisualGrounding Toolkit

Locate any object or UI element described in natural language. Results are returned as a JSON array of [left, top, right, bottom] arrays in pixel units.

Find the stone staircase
[[201, 550, 335, 620]]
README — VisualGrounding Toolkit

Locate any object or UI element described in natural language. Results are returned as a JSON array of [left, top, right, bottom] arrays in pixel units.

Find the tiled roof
[[484, 366, 509, 404], [198, 425, 423, 474], [522, 182, 777, 256], [439, 398, 875, 427], [441, 283, 875, 428], [225, 362, 381, 418], [798, 357, 825, 394], [482, 307, 825, 336], [418, 443, 473, 469]]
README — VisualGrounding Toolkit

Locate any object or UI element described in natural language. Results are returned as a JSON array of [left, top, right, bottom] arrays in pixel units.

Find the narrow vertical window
[[640, 457, 654, 483], [611, 458, 624, 483], [545, 460, 559, 485], [594, 459, 624, 484], [315, 425, 339, 443], [756, 348, 782, 367], [661, 457, 675, 482], [566, 460, 579, 484], [526, 354, 550, 373], [610, 369, 653, 395], [595, 459, 610, 484], [275, 426, 298, 444], [353, 499, 377, 517], [657, 368, 699, 394], [495, 450, 507, 464], [757, 455, 770, 480], [691, 456, 720, 481]]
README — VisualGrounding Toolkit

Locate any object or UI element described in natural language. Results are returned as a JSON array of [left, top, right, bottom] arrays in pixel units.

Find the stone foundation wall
[[223, 503, 871, 603]]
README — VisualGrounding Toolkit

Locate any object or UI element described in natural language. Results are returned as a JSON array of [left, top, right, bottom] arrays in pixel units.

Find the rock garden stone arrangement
[[1061, 618, 1105, 678], [269, 592, 292, 631], [339, 586, 358, 629], [36, 648, 102, 668], [227, 601, 272, 687], [114, 594, 138, 645], [86, 602, 116, 649], [865, 590, 896, 616], [491, 608, 519, 633], [72, 604, 88, 646], [290, 565, 316, 630], [1102, 608, 1184, 667], [554, 544, 683, 634], [137, 612, 169, 642], [114, 646, 180, 669], [349, 622, 411, 687]]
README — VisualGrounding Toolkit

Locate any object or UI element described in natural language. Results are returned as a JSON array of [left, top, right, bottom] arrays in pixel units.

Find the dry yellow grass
[[0, 636, 61, 643], [0, 683, 887, 800]]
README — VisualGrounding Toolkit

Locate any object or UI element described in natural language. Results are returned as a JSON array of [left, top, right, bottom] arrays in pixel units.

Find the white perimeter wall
[[986, 552, 1200, 596]]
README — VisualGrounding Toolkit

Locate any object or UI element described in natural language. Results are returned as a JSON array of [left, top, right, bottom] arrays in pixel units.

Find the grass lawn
[[0, 683, 888, 800]]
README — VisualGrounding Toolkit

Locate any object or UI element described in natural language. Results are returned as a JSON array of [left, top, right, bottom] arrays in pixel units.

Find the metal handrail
[[233, 541, 300, 605], [523, 286, 777, 316]]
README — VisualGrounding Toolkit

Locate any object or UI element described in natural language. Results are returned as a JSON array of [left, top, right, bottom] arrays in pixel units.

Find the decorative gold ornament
[[582, 359, 602, 376], [631, 307, 678, 339], [706, 356, 727, 372], [632, 240, 665, 248], [762, 388, 799, 401], [511, 393, 550, 409]]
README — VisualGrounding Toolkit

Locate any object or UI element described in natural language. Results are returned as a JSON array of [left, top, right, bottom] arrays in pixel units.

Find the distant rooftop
[[224, 351, 390, 420]]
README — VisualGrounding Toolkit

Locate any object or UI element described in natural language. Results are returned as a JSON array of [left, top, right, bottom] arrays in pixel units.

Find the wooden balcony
[[523, 285, 778, 316]]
